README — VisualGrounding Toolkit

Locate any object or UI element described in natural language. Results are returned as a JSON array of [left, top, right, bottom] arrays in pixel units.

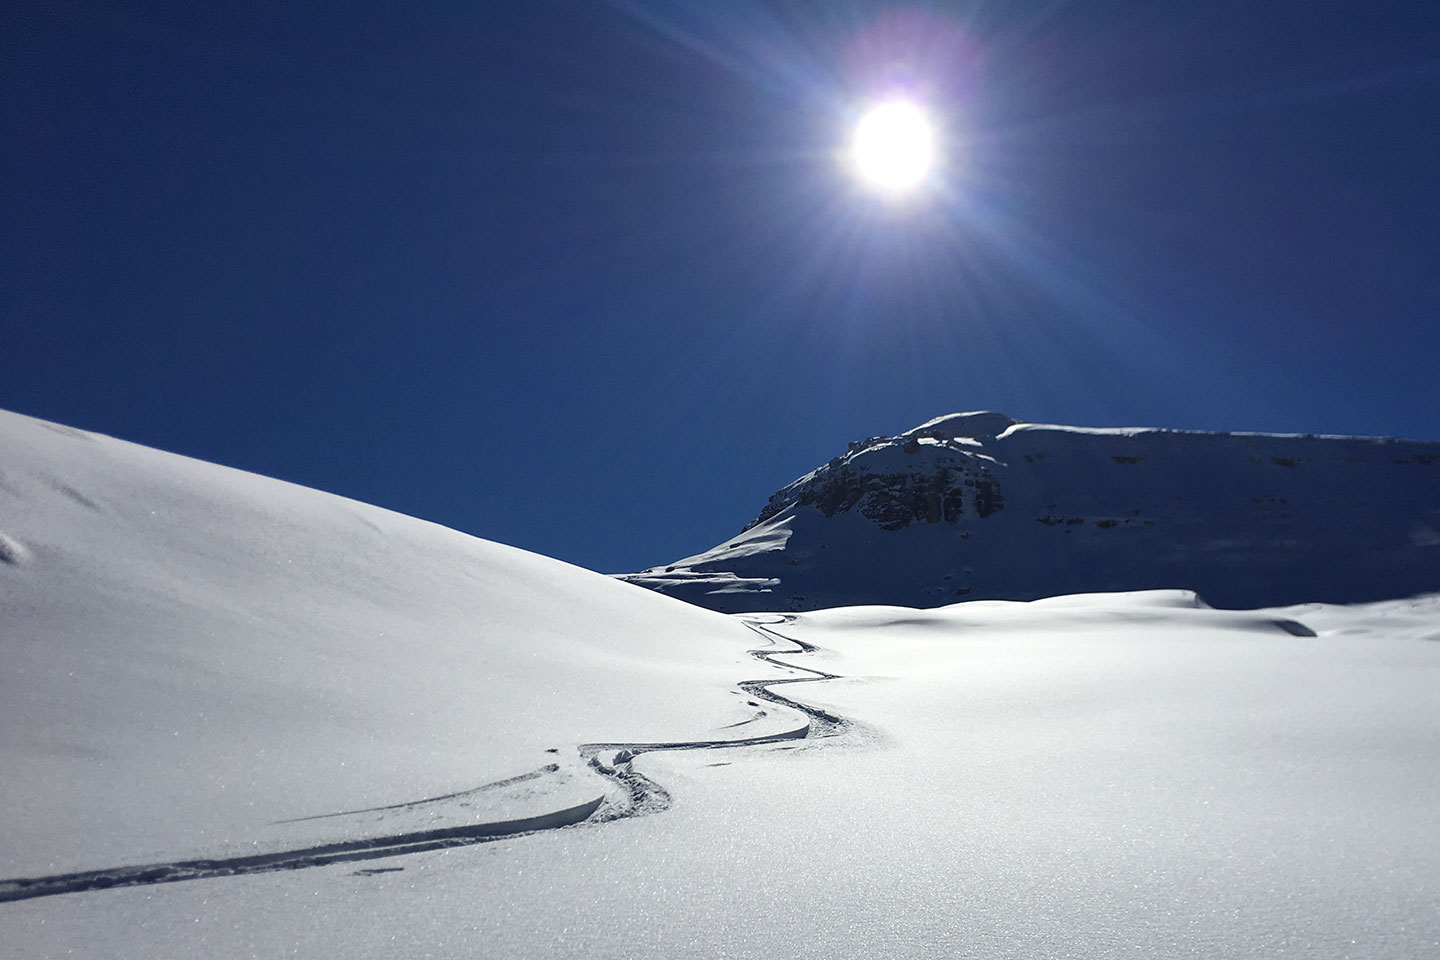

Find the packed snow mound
[[620, 415, 1440, 611], [0, 409, 771, 877]]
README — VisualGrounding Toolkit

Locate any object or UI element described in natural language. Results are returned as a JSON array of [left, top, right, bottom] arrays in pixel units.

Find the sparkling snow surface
[[5, 410, 1440, 958]]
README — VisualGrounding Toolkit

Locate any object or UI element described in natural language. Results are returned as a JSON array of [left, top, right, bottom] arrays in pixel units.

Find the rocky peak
[[745, 416, 1011, 533], [622, 415, 1440, 613]]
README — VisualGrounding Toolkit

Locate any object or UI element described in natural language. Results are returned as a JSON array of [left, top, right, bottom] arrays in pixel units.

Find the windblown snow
[[4, 408, 1440, 959]]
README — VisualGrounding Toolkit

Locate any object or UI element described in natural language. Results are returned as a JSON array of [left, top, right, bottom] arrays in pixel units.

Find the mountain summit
[[620, 414, 1440, 611]]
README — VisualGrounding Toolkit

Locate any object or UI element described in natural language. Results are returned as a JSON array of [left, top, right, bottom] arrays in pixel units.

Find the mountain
[[619, 412, 1440, 611], [6, 407, 1440, 959]]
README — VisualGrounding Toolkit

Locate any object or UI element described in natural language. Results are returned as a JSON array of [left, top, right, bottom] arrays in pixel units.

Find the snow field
[[9, 588, 1439, 959]]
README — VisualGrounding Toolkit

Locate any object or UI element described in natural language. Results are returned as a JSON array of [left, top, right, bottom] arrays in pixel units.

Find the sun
[[849, 99, 937, 195]]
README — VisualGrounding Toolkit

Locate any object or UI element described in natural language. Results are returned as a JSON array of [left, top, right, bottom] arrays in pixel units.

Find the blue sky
[[5, 1, 1439, 573]]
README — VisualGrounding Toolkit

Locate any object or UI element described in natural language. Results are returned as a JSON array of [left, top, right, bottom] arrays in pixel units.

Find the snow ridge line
[[0, 616, 845, 902]]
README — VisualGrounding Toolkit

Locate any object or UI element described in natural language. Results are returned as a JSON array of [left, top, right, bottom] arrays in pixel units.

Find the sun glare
[[850, 99, 936, 195]]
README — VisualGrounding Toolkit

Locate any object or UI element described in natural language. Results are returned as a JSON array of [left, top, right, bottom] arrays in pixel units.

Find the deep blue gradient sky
[[5, 1, 1440, 573]]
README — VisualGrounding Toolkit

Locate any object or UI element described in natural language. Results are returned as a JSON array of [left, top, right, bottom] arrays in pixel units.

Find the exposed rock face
[[746, 412, 1014, 533], [752, 461, 982, 531], [620, 413, 1440, 612]]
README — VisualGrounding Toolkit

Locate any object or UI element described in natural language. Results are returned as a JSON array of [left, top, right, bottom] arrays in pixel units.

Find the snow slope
[[10, 590, 1440, 959], [621, 412, 1440, 611], [0, 409, 801, 878], [5, 409, 1440, 959]]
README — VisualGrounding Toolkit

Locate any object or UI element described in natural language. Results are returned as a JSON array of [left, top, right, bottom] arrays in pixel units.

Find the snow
[[4, 409, 1440, 958], [9, 589, 1440, 958], [0, 409, 794, 877], [911, 410, 1017, 438]]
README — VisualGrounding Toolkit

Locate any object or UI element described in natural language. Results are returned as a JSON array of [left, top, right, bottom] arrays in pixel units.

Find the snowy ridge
[[621, 412, 1440, 611], [0, 409, 819, 878]]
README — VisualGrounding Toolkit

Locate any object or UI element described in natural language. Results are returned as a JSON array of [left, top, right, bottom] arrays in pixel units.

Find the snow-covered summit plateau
[[621, 412, 1440, 611]]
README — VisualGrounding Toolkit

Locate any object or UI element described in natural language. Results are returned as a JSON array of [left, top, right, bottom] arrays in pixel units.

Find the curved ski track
[[0, 616, 846, 903]]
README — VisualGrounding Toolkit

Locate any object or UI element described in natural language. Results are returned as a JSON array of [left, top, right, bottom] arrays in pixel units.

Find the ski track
[[0, 616, 847, 903]]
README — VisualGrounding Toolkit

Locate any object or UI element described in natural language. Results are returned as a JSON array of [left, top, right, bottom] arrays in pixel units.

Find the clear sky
[[5, 1, 1439, 574]]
